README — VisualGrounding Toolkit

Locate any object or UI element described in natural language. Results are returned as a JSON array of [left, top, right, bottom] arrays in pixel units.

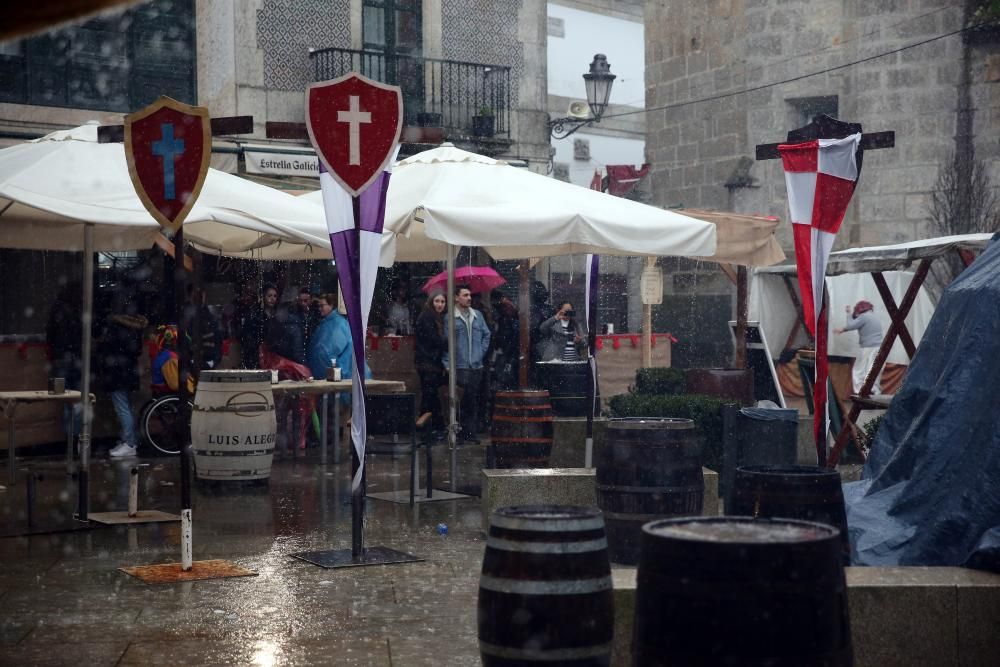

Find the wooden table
[[270, 379, 405, 464], [1, 390, 91, 485]]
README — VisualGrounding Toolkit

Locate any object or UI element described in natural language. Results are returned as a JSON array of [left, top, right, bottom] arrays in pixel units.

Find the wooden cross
[[96, 116, 254, 144], [755, 113, 895, 162], [756, 114, 895, 467]]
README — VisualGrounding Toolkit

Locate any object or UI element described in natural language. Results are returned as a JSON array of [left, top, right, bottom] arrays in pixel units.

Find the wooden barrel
[[596, 418, 703, 565], [537, 361, 594, 417], [191, 370, 276, 481], [635, 517, 853, 667], [685, 367, 755, 405], [490, 390, 554, 468], [728, 464, 851, 562], [478, 505, 614, 666]]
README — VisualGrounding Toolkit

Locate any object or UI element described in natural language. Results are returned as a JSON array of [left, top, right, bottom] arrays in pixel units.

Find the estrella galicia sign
[[124, 97, 211, 232]]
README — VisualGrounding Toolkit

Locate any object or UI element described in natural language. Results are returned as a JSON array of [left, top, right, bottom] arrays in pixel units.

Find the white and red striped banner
[[779, 133, 861, 458]]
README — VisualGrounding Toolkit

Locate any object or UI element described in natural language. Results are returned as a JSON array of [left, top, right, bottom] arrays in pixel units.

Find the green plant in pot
[[472, 106, 495, 137]]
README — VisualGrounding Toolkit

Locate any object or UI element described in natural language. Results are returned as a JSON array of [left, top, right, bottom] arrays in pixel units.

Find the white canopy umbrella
[[0, 122, 337, 260], [304, 144, 718, 261], [309, 144, 719, 485], [0, 122, 355, 513]]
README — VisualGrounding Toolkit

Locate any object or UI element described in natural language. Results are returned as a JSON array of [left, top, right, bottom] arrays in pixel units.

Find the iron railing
[[310, 47, 511, 139]]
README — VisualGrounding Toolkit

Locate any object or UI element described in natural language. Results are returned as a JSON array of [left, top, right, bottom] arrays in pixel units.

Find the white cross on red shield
[[306, 73, 403, 197], [124, 96, 211, 232]]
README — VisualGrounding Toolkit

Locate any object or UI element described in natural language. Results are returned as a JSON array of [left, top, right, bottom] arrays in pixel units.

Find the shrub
[[606, 392, 738, 471], [858, 414, 885, 456], [633, 367, 686, 396]]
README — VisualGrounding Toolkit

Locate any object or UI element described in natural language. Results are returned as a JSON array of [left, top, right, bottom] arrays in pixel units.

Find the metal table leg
[[7, 410, 15, 486], [321, 393, 329, 465], [333, 391, 341, 465]]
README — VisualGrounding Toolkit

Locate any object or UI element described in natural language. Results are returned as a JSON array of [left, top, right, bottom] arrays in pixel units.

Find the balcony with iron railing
[[310, 47, 512, 142]]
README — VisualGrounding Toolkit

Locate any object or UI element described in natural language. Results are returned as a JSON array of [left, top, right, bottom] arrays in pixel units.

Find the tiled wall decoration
[[441, 0, 523, 105], [257, 0, 351, 91]]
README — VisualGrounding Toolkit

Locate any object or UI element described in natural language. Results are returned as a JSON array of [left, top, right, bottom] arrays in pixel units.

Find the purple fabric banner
[[318, 161, 393, 490]]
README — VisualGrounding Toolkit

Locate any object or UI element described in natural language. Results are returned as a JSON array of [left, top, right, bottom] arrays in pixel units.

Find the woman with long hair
[[415, 290, 448, 438]]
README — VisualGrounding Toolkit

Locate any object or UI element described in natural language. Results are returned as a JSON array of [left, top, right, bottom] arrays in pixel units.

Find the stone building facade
[[645, 0, 999, 248], [643, 0, 999, 366], [0, 0, 551, 171]]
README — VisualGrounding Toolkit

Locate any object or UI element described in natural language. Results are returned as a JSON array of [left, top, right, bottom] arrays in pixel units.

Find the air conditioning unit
[[566, 100, 590, 119]]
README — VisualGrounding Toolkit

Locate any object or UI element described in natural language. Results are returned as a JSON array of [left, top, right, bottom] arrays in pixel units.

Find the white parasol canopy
[[304, 144, 718, 261], [0, 122, 335, 260]]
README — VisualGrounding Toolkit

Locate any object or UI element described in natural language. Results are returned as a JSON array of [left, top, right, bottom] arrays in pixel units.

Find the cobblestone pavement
[[0, 439, 493, 666]]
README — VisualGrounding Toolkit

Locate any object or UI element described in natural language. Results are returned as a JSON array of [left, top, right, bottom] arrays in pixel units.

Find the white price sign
[[640, 266, 663, 305]]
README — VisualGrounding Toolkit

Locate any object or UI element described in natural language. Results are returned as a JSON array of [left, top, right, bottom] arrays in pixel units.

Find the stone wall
[[644, 0, 999, 250]]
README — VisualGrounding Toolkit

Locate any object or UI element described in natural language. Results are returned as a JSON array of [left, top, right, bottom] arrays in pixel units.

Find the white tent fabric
[[754, 233, 994, 276], [0, 122, 340, 260], [750, 270, 935, 365], [304, 144, 718, 261]]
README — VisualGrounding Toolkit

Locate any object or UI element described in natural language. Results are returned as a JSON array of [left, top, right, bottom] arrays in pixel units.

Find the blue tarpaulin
[[844, 234, 1000, 572]]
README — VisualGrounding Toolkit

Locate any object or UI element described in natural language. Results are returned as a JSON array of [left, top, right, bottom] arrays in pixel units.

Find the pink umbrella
[[422, 265, 506, 295]]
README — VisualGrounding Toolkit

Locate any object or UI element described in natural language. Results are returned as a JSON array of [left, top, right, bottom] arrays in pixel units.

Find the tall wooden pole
[[518, 260, 531, 388], [641, 256, 655, 368], [735, 266, 749, 368]]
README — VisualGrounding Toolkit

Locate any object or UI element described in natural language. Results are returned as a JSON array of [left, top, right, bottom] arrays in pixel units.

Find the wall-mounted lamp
[[548, 54, 616, 140]]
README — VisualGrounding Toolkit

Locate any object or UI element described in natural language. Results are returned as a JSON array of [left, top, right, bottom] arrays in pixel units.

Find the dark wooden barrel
[[596, 418, 703, 565], [685, 367, 755, 405], [635, 517, 853, 667], [478, 505, 614, 666], [491, 390, 554, 468], [537, 361, 595, 417], [728, 464, 851, 562]]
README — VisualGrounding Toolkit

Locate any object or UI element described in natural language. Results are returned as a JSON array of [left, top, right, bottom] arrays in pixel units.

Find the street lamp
[[548, 54, 616, 140]]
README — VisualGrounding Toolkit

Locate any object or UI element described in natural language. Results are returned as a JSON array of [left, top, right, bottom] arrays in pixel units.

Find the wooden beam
[[518, 260, 531, 389], [782, 275, 814, 342], [97, 116, 254, 144], [153, 232, 193, 271], [871, 272, 917, 358], [755, 131, 895, 160], [265, 121, 309, 141], [735, 266, 749, 369], [718, 262, 738, 286]]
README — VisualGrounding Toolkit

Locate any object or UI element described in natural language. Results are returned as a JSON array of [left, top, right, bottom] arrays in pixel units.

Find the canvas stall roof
[[755, 233, 994, 276], [681, 209, 785, 267]]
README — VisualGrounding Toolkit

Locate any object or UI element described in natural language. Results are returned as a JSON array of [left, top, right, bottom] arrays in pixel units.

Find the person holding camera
[[537, 301, 587, 362]]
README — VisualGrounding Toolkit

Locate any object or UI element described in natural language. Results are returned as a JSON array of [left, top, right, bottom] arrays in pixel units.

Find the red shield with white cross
[[306, 73, 403, 197], [124, 97, 211, 233]]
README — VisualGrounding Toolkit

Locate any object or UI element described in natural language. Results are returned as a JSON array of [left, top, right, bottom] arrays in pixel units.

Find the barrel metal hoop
[[601, 510, 691, 522], [492, 415, 554, 422], [486, 536, 608, 554], [492, 437, 554, 444], [478, 574, 612, 595], [194, 449, 275, 457], [490, 514, 604, 533], [479, 640, 613, 661], [193, 404, 275, 413], [597, 483, 703, 494], [493, 403, 553, 411]]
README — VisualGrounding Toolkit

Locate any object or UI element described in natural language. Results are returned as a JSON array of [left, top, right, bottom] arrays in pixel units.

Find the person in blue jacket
[[307, 293, 371, 405], [443, 284, 492, 443]]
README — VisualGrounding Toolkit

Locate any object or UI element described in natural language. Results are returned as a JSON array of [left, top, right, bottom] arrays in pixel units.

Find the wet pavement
[[0, 439, 493, 666]]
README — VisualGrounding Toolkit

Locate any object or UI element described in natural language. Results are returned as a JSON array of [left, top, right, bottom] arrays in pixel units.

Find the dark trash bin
[[721, 405, 798, 509]]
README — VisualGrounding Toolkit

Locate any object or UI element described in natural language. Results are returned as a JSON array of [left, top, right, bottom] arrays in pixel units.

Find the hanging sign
[[124, 96, 211, 232], [640, 266, 663, 305], [305, 72, 403, 196], [244, 150, 319, 177]]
